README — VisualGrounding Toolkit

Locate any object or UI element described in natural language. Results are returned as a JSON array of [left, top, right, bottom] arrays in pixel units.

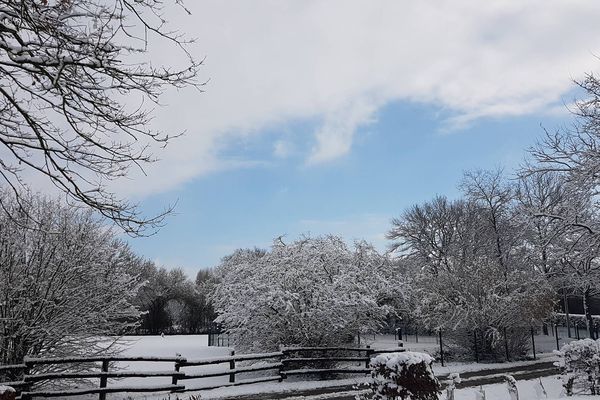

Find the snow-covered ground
[[105, 335, 232, 399], [453, 374, 596, 400]]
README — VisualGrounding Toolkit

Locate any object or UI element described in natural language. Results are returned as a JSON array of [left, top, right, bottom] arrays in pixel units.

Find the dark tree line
[[130, 262, 216, 335]]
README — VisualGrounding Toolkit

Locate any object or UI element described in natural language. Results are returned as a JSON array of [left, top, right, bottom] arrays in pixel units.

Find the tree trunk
[[583, 288, 595, 339]]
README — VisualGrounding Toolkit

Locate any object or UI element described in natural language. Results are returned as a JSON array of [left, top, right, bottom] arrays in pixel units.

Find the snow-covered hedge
[[362, 351, 440, 400], [555, 338, 600, 395]]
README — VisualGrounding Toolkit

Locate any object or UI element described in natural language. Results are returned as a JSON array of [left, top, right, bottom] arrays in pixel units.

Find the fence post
[[171, 359, 181, 389], [99, 359, 109, 400], [565, 292, 572, 338], [531, 327, 536, 360], [229, 350, 235, 383], [474, 330, 479, 363], [415, 327, 418, 343], [365, 345, 373, 369], [438, 330, 444, 367], [503, 327, 510, 362], [278, 353, 284, 382], [555, 324, 560, 351], [280, 348, 288, 381], [21, 360, 33, 400]]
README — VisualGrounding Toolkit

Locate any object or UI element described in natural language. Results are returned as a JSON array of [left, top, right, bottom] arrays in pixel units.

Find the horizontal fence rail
[[0, 344, 405, 399]]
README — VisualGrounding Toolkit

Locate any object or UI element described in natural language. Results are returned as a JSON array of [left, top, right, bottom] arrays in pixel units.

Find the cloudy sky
[[124, 1, 600, 276]]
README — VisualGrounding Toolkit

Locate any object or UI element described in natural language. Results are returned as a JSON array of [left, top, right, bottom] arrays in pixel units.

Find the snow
[[197, 377, 367, 399], [103, 335, 231, 399], [371, 351, 434, 369], [187, 374, 600, 400], [452, 375, 591, 400], [0, 385, 16, 394]]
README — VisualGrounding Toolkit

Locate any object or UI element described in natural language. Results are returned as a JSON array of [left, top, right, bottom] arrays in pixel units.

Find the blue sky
[[119, 1, 600, 277], [128, 100, 570, 276]]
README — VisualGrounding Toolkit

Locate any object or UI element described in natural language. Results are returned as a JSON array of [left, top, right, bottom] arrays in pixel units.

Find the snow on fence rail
[[0, 345, 404, 399]]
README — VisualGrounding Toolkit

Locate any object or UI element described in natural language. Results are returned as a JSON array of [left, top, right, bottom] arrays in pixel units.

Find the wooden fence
[[0, 345, 404, 399]]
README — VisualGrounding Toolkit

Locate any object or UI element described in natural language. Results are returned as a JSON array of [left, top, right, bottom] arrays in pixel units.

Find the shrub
[[555, 338, 600, 395], [362, 352, 440, 400]]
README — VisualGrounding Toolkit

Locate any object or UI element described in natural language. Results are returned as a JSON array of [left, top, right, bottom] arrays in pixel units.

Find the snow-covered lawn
[[453, 375, 597, 400], [106, 335, 232, 399]]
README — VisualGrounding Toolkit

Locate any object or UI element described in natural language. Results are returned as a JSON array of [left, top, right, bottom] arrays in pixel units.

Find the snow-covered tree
[[0, 0, 201, 234], [521, 78, 600, 338], [0, 190, 142, 369], [210, 236, 397, 352], [389, 171, 555, 359]]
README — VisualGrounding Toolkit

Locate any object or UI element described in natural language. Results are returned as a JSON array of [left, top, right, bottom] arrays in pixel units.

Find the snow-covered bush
[[210, 236, 398, 352], [362, 352, 440, 400], [0, 385, 16, 400], [556, 338, 600, 395]]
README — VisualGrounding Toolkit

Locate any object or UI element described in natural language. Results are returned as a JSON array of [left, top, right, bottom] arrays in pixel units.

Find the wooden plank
[[370, 348, 406, 354], [24, 356, 186, 365], [0, 380, 27, 387], [24, 370, 185, 382], [282, 347, 371, 352], [180, 352, 282, 367], [181, 375, 281, 392], [283, 368, 370, 376], [0, 364, 26, 371], [282, 357, 368, 363], [22, 384, 185, 398], [179, 363, 282, 380]]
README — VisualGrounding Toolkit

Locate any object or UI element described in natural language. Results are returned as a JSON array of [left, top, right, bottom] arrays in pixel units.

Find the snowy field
[[104, 335, 232, 399]]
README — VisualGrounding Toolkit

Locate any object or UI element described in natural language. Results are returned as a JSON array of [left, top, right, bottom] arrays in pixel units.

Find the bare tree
[[0, 0, 202, 234]]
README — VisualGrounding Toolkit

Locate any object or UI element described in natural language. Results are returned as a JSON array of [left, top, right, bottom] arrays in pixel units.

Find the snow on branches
[[210, 236, 398, 352], [388, 170, 555, 360], [0, 190, 142, 368], [556, 338, 600, 395], [0, 0, 201, 234]]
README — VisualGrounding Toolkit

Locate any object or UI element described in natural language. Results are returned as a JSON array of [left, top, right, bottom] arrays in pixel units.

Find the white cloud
[[307, 99, 378, 164], [104, 0, 600, 197]]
